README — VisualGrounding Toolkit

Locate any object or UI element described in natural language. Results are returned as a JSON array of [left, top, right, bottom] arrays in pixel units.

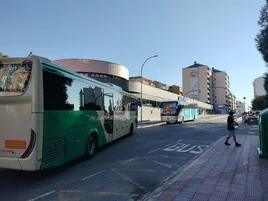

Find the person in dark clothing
[[225, 111, 241, 146]]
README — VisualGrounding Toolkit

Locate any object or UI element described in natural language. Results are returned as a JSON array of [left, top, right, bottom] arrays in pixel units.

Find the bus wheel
[[86, 133, 97, 159], [129, 123, 134, 135], [193, 116, 196, 121]]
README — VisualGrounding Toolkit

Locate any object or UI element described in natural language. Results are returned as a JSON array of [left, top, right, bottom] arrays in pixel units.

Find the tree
[[256, 1, 268, 111], [264, 72, 268, 94], [252, 95, 268, 110], [256, 0, 268, 64], [0, 52, 2, 58]]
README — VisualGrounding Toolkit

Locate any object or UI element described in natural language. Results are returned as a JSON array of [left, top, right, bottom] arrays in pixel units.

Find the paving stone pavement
[[143, 134, 268, 201]]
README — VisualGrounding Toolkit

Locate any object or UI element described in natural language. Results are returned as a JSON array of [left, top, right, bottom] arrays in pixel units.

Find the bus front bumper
[[0, 157, 22, 170], [161, 116, 178, 122]]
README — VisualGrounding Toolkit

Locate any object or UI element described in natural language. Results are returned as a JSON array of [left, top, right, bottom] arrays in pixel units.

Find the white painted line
[[249, 127, 258, 130], [147, 148, 159, 154], [27, 190, 56, 201], [248, 132, 256, 134], [123, 157, 139, 164], [164, 143, 174, 147], [145, 157, 172, 168], [81, 169, 107, 181]]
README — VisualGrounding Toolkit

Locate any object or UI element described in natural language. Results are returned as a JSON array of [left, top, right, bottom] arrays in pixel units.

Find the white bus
[[0, 57, 139, 171], [160, 100, 199, 123]]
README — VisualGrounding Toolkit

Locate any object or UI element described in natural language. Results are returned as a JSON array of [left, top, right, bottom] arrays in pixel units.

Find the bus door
[[130, 101, 138, 128], [104, 94, 114, 142]]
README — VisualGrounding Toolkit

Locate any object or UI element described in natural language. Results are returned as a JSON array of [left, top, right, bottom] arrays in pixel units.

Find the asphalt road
[[0, 115, 235, 201]]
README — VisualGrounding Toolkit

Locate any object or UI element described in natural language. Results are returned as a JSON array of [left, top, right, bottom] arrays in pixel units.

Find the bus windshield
[[161, 102, 178, 115], [0, 60, 32, 93]]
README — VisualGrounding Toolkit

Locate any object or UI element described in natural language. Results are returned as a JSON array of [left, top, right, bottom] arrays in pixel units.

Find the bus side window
[[79, 84, 104, 111], [113, 92, 123, 111], [122, 95, 131, 111], [43, 70, 75, 110]]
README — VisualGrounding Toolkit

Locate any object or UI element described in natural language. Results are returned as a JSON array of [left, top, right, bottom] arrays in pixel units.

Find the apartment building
[[211, 68, 230, 103], [230, 93, 237, 111], [211, 68, 231, 113], [182, 62, 234, 114], [253, 76, 266, 98], [182, 62, 212, 103]]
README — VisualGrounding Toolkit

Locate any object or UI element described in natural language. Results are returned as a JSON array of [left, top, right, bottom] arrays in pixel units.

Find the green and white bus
[[0, 57, 139, 171]]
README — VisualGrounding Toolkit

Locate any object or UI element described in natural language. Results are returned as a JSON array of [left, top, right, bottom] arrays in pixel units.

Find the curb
[[137, 122, 165, 129], [198, 115, 227, 121], [141, 136, 226, 201], [137, 115, 225, 129]]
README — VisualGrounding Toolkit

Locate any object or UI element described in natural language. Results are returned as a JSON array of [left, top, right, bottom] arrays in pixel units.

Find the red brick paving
[[152, 134, 268, 201]]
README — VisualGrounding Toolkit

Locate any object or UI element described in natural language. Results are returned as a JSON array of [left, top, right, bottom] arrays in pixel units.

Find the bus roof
[[0, 57, 136, 99], [162, 100, 191, 105], [41, 60, 135, 97]]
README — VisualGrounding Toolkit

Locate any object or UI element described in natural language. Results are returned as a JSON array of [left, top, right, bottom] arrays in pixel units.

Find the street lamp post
[[140, 55, 158, 122], [243, 97, 246, 113], [182, 90, 201, 100]]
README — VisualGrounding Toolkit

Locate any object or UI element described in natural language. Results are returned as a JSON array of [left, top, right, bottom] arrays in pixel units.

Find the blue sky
[[1, 0, 266, 105]]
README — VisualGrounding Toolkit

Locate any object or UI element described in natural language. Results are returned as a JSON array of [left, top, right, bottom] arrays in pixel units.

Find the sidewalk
[[138, 120, 165, 129], [138, 114, 226, 129], [143, 134, 268, 201]]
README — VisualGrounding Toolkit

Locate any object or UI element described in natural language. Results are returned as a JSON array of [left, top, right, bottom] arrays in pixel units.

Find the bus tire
[[129, 123, 134, 135], [193, 115, 196, 121], [85, 133, 98, 159]]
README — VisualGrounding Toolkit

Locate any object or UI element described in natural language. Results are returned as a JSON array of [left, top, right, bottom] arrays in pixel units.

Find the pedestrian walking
[[225, 111, 241, 146]]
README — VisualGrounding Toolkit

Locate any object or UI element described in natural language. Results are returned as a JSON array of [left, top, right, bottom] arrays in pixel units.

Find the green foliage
[[252, 95, 268, 110], [264, 73, 268, 94], [256, 0, 268, 63], [0, 52, 2, 58]]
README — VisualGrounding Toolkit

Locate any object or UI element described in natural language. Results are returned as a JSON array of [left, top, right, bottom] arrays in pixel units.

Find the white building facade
[[129, 81, 213, 121], [253, 76, 266, 98]]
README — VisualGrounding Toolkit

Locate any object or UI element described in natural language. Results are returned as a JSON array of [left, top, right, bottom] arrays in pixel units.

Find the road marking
[[189, 145, 210, 154], [248, 132, 256, 134], [163, 142, 187, 152], [177, 144, 196, 153], [147, 148, 159, 154], [144, 157, 172, 169], [27, 190, 56, 201], [123, 156, 139, 164], [81, 169, 107, 181], [249, 127, 258, 130], [163, 142, 209, 154], [164, 143, 174, 147]]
